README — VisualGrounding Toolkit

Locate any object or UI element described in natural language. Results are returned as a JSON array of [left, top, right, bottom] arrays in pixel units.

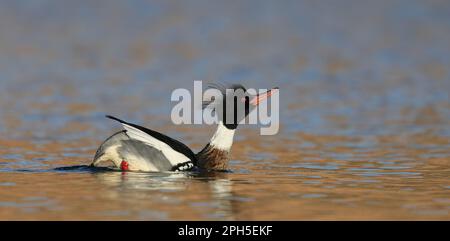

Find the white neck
[[209, 121, 235, 151]]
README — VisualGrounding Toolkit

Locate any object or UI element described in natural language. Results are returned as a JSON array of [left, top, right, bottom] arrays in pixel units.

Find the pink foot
[[120, 160, 129, 171]]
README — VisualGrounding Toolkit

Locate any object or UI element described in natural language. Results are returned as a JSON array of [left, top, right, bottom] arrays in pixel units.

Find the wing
[[105, 115, 197, 167]]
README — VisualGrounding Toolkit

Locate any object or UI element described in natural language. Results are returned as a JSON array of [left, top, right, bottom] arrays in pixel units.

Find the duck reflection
[[91, 170, 236, 220]]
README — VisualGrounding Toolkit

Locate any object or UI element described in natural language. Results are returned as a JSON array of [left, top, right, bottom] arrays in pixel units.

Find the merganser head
[[197, 84, 279, 171], [205, 83, 279, 130]]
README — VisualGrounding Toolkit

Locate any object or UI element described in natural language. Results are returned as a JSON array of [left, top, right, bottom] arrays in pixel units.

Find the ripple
[[1, 154, 23, 160], [292, 163, 340, 170], [302, 193, 327, 199], [353, 171, 422, 177]]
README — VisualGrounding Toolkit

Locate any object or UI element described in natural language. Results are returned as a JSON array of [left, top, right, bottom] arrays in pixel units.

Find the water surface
[[0, 0, 449, 220]]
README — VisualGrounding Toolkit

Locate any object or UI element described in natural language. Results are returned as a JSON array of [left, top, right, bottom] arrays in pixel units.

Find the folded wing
[[106, 115, 197, 169]]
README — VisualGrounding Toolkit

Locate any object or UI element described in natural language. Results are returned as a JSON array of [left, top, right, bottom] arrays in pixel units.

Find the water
[[0, 0, 449, 220]]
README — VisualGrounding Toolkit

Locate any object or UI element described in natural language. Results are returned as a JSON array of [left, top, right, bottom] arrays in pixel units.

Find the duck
[[91, 84, 278, 172]]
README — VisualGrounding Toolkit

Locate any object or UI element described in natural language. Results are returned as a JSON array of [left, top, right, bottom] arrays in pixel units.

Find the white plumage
[[121, 123, 191, 167]]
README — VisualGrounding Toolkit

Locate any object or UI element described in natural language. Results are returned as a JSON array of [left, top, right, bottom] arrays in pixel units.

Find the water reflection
[[91, 170, 236, 220], [93, 171, 189, 191]]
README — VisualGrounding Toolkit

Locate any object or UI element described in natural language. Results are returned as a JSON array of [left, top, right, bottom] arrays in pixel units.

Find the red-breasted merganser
[[91, 84, 278, 172]]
